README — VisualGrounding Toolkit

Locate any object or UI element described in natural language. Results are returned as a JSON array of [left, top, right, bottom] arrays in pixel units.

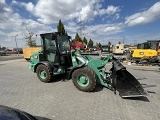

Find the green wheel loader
[[29, 32, 147, 98]]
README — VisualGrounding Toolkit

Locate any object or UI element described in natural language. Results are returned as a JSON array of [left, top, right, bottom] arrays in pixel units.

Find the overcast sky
[[0, 0, 160, 48]]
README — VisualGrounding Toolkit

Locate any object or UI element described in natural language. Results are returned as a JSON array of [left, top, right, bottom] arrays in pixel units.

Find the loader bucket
[[111, 61, 147, 98]]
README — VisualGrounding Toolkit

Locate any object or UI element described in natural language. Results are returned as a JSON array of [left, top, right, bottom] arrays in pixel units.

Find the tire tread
[[72, 67, 97, 92]]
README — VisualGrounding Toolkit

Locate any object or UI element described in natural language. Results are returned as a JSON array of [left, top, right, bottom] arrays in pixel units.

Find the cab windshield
[[57, 35, 70, 51], [40, 33, 56, 51], [41, 33, 70, 53]]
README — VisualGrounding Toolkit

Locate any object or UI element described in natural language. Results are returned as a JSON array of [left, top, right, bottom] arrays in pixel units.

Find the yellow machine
[[132, 49, 157, 58], [23, 47, 42, 60], [128, 40, 160, 64]]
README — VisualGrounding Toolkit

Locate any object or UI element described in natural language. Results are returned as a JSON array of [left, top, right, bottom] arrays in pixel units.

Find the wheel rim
[[76, 74, 89, 87], [39, 69, 47, 80]]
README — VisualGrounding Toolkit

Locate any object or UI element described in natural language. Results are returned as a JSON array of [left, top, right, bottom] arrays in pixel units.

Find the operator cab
[[40, 32, 72, 66]]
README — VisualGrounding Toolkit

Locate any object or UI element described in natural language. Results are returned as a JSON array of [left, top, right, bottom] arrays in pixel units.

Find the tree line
[[57, 20, 97, 48], [26, 19, 102, 48]]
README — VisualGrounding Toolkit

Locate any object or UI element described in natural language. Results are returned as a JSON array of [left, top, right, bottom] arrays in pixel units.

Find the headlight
[[34, 56, 38, 59]]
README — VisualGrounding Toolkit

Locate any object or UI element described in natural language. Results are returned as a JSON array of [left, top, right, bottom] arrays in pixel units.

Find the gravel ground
[[0, 59, 160, 120]]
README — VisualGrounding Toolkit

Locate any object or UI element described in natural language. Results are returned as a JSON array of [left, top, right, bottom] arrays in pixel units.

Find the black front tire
[[72, 67, 97, 92], [36, 64, 53, 83]]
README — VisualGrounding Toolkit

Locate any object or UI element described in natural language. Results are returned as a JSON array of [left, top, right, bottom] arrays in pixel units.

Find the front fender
[[67, 63, 85, 80]]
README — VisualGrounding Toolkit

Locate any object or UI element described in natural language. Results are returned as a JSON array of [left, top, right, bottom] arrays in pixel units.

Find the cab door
[[41, 34, 58, 63]]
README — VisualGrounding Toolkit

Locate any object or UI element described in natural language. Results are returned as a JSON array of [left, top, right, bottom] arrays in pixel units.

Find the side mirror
[[52, 35, 56, 40], [68, 36, 71, 39]]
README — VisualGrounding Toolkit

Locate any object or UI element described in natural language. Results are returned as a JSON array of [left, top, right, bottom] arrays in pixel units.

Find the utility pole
[[12, 34, 19, 56], [77, 16, 86, 39]]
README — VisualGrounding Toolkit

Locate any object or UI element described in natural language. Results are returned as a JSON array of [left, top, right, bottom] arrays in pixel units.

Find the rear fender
[[34, 61, 54, 73]]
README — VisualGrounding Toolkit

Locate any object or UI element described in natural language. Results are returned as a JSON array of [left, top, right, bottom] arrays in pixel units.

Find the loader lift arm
[[86, 54, 147, 98]]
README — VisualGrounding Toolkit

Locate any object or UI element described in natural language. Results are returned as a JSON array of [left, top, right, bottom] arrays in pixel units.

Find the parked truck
[[112, 44, 124, 55], [100, 45, 111, 59]]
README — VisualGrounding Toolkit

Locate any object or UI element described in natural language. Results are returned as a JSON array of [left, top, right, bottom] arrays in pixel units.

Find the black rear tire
[[36, 64, 53, 83], [72, 67, 97, 92]]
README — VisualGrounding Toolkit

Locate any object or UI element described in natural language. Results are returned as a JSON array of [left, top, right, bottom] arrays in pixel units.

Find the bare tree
[[25, 27, 37, 47]]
